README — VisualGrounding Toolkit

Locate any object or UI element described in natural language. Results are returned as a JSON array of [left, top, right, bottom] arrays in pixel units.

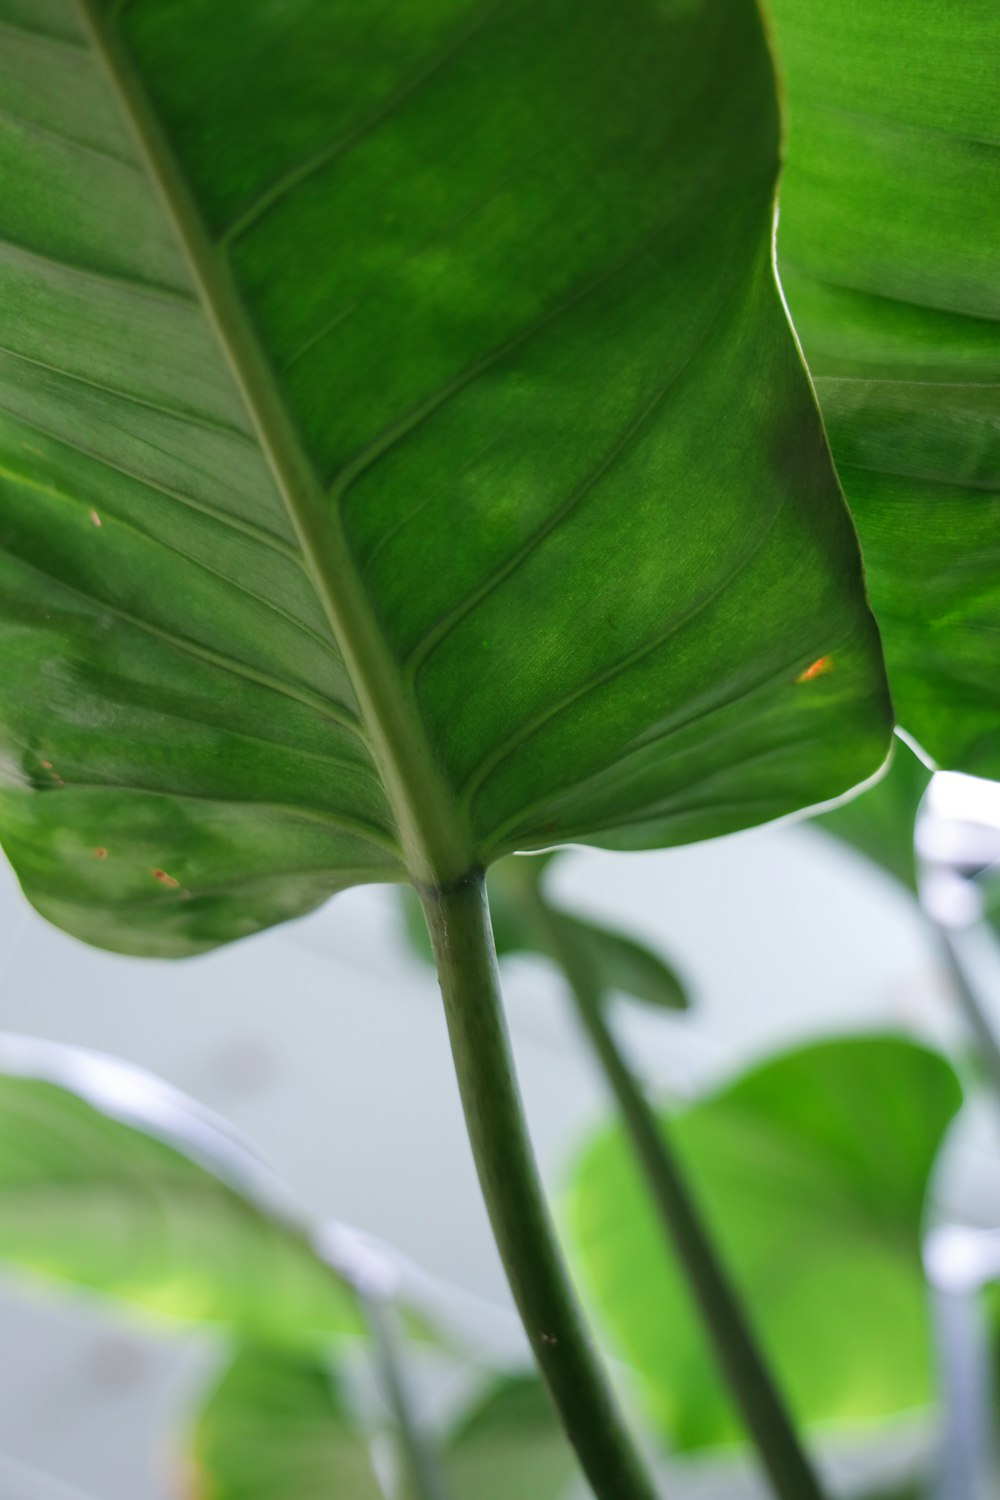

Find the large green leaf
[[769, 0, 1000, 776], [0, 0, 890, 956], [446, 1373, 576, 1500], [811, 738, 931, 894], [567, 1035, 961, 1452], [401, 852, 688, 1011], [190, 1345, 382, 1500], [0, 1069, 360, 1339]]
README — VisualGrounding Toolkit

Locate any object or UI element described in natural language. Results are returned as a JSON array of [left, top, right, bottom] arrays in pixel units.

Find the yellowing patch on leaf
[[797, 655, 834, 683]]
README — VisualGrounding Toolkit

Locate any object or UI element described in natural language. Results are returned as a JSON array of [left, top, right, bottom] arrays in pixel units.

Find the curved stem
[[365, 1293, 454, 1500], [521, 882, 827, 1500], [421, 875, 661, 1500]]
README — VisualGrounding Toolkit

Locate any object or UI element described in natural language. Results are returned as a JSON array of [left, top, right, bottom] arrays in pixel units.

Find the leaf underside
[[770, 0, 1000, 777], [567, 1034, 962, 1451], [0, 0, 889, 955]]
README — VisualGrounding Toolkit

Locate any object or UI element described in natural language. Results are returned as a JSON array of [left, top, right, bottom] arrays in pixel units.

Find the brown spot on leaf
[[152, 868, 180, 890], [40, 760, 52, 770], [94, 847, 108, 860], [89, 510, 102, 528], [797, 655, 834, 683]]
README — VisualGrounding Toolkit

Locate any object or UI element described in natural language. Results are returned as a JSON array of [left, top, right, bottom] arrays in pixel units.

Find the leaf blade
[[0, 0, 891, 953], [770, 0, 1000, 776], [0, 1069, 360, 1341], [191, 1345, 382, 1500], [567, 1034, 962, 1451]]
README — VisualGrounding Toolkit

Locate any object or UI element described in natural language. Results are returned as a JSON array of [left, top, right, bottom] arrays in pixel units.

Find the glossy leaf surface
[[0, 1073, 359, 1339], [446, 1373, 576, 1500], [401, 852, 688, 1010], [191, 1345, 382, 1500], [0, 0, 890, 955], [771, 0, 1000, 776], [811, 738, 931, 893], [567, 1035, 961, 1451]]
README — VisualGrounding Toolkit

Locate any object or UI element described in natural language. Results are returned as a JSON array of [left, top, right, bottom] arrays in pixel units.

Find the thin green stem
[[519, 880, 827, 1500], [935, 923, 1000, 1101], [421, 875, 661, 1500], [365, 1294, 454, 1500]]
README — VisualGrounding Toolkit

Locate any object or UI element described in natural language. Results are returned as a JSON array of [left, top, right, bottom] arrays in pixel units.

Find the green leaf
[[0, 0, 890, 956], [0, 1071, 360, 1340], [769, 0, 1000, 776], [555, 911, 688, 1013], [811, 738, 931, 893], [400, 854, 688, 1010], [446, 1373, 576, 1500], [566, 1035, 962, 1452], [191, 1345, 382, 1500]]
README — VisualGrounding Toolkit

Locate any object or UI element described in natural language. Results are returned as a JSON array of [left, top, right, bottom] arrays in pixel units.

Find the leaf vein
[[463, 490, 789, 818], [405, 276, 739, 679], [0, 546, 369, 742], [216, 0, 504, 250], [0, 400, 303, 561]]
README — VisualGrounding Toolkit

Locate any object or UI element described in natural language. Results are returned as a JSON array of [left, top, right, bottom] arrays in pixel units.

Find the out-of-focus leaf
[[0, 1074, 359, 1340], [400, 854, 688, 1010], [811, 739, 931, 893], [769, 0, 1000, 777], [567, 1035, 961, 1452], [446, 1373, 576, 1500], [190, 1345, 381, 1500], [555, 911, 688, 1012], [0, 0, 891, 956]]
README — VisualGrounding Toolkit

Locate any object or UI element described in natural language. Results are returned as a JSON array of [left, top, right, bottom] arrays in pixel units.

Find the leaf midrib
[[75, 0, 476, 888]]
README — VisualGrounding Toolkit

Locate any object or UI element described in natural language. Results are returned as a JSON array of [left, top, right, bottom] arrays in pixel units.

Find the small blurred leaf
[[191, 1345, 381, 1500], [567, 1035, 961, 1452], [400, 854, 688, 1010], [0, 1074, 359, 1341], [555, 912, 688, 1012], [811, 739, 931, 893], [446, 1373, 576, 1500]]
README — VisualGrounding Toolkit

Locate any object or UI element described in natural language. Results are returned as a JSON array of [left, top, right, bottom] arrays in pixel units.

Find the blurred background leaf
[[190, 1344, 381, 1500], [445, 1372, 576, 1500], [566, 1034, 962, 1452], [811, 740, 931, 894], [0, 1073, 360, 1342]]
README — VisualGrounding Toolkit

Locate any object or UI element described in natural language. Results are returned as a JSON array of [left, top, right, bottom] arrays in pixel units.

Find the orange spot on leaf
[[797, 655, 834, 683], [152, 868, 180, 890]]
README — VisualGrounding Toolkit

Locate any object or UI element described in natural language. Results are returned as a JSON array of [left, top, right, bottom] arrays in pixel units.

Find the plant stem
[[421, 874, 661, 1500], [521, 882, 827, 1500], [365, 1293, 453, 1500], [935, 924, 1000, 1100]]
